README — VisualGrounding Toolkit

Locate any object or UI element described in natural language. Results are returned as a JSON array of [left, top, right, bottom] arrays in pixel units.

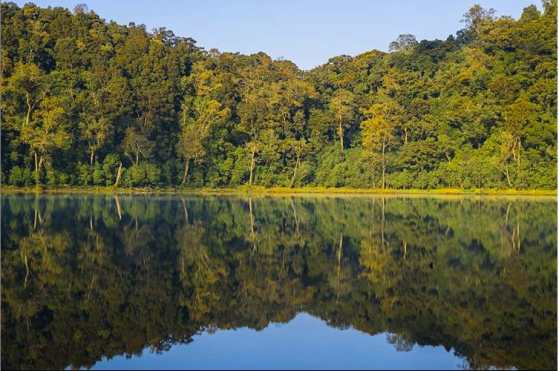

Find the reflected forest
[[1, 195, 556, 369]]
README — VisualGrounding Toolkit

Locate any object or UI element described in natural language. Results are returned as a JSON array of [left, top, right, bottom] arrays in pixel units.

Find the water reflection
[[1, 195, 557, 369]]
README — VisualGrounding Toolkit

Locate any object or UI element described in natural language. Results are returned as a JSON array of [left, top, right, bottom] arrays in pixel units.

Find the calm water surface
[[1, 195, 556, 370]]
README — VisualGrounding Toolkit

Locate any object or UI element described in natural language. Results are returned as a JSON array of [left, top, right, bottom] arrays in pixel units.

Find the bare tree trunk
[[34, 151, 39, 184], [290, 155, 300, 188], [516, 138, 521, 182], [338, 119, 344, 152], [181, 159, 190, 185], [25, 96, 32, 127], [249, 147, 256, 186], [381, 142, 386, 189], [35, 154, 44, 185], [90, 149, 95, 166], [402, 240, 407, 259], [114, 162, 123, 187], [503, 166, 512, 187]]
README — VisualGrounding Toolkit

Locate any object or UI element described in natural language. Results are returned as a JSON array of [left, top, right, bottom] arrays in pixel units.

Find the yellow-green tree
[[20, 96, 70, 182], [329, 89, 355, 152], [361, 101, 399, 189], [177, 96, 229, 184]]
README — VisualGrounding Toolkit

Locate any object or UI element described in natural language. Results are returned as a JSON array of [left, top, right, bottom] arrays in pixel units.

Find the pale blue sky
[[15, 0, 539, 70], [93, 313, 465, 369]]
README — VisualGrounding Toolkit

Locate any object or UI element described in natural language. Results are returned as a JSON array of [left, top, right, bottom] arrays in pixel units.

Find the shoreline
[[1, 186, 556, 198]]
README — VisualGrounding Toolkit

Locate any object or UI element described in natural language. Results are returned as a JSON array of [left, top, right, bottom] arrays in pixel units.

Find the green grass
[[1, 185, 556, 197]]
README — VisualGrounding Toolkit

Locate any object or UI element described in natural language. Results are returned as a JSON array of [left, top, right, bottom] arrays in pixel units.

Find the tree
[[361, 101, 398, 189], [1, 2, 556, 190], [238, 77, 268, 186], [177, 96, 229, 184], [20, 96, 70, 182], [389, 34, 418, 52], [80, 116, 110, 166], [503, 97, 538, 176], [123, 127, 153, 166], [462, 5, 496, 34], [329, 89, 355, 153], [286, 138, 309, 187], [7, 63, 45, 128]]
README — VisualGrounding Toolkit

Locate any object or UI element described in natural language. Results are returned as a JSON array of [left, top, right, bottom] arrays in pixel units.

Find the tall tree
[[361, 101, 398, 189], [329, 89, 355, 153], [20, 96, 70, 182], [177, 96, 229, 184]]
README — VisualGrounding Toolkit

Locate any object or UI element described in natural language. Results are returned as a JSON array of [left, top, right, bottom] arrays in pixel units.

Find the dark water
[[1, 194, 557, 370]]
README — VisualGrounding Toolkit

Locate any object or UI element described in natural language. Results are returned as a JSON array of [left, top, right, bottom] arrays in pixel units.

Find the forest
[[1, 195, 556, 369], [1, 1, 557, 189]]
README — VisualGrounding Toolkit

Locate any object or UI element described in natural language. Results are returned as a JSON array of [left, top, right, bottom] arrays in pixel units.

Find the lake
[[1, 194, 556, 370]]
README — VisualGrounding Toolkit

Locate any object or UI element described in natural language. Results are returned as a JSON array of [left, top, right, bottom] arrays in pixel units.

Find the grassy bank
[[1, 185, 556, 197]]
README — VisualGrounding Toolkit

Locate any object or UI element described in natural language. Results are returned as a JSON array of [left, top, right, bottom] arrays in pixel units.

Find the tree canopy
[[1, 1, 556, 189]]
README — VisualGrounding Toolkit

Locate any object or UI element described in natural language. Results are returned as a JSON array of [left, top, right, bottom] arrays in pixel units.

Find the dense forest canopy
[[1, 195, 556, 369], [1, 1, 557, 189]]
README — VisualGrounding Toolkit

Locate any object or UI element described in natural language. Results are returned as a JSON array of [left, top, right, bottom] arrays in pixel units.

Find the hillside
[[1, 1, 557, 189]]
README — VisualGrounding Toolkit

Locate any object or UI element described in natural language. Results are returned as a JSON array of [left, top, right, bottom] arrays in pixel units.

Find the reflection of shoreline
[[2, 196, 556, 370], [1, 186, 556, 200]]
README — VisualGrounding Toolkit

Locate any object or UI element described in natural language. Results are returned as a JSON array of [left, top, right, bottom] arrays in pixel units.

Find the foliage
[[1, 1, 556, 189], [1, 195, 556, 369]]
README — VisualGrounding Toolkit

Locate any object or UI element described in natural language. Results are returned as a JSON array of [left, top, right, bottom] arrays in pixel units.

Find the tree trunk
[[516, 138, 521, 175], [503, 166, 512, 187], [25, 94, 32, 127], [381, 142, 386, 190], [290, 155, 300, 188], [181, 159, 190, 185], [90, 149, 95, 166], [34, 153, 43, 185], [135, 149, 139, 166], [114, 162, 123, 187], [403, 240, 407, 259], [338, 120, 344, 152], [249, 147, 256, 186]]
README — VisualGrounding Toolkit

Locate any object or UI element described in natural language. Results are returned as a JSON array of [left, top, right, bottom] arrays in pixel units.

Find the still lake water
[[1, 194, 557, 370]]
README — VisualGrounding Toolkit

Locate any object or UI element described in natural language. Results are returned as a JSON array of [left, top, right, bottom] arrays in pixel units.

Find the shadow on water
[[1, 195, 557, 369]]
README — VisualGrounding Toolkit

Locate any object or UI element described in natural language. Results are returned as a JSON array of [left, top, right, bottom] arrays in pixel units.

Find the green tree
[[329, 89, 355, 153], [20, 96, 70, 182], [177, 96, 229, 185], [361, 101, 398, 189]]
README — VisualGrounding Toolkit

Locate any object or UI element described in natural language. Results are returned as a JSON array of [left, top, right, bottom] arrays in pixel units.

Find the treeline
[[2, 196, 556, 369], [1, 1, 557, 189]]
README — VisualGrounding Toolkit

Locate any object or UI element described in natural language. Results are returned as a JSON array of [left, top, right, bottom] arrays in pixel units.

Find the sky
[[15, 0, 539, 70], [94, 313, 465, 369]]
